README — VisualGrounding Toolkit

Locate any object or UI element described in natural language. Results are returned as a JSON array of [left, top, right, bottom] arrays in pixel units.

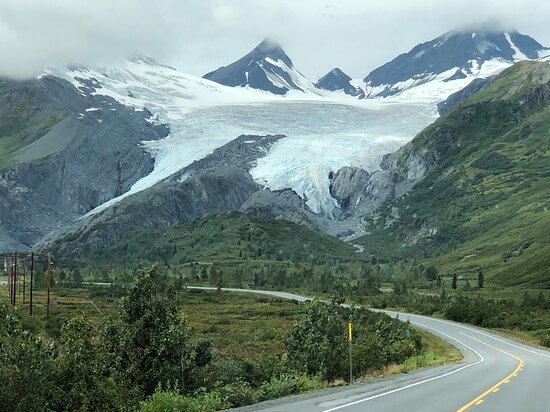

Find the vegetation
[[357, 62, 550, 289], [366, 280, 550, 348], [4, 61, 550, 410], [0, 80, 66, 170], [54, 211, 384, 303], [1, 264, 460, 411], [70, 211, 359, 267]]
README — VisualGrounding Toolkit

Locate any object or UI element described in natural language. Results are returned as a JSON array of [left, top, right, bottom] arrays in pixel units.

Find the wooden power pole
[[13, 252, 17, 306], [6, 255, 12, 305], [47, 252, 52, 316], [30, 252, 34, 316]]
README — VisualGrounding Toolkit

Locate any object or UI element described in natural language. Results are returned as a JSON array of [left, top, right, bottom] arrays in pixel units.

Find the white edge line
[[392, 312, 550, 359], [457, 327, 550, 359], [187, 286, 491, 412], [321, 326, 484, 412], [190, 287, 550, 359]]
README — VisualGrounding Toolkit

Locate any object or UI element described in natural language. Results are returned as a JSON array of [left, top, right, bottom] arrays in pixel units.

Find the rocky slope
[[203, 38, 313, 95], [356, 61, 550, 287], [436, 76, 495, 114], [0, 76, 168, 252], [315, 68, 364, 97], [363, 29, 547, 97], [48, 133, 327, 255]]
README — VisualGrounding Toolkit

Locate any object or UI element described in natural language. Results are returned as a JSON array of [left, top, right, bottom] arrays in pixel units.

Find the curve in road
[[186, 287, 550, 412]]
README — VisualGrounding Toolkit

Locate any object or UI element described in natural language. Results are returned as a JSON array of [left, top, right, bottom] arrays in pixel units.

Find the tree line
[[1, 264, 426, 411]]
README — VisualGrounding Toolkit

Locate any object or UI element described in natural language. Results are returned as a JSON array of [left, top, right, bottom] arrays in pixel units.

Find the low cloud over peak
[[0, 0, 548, 79]]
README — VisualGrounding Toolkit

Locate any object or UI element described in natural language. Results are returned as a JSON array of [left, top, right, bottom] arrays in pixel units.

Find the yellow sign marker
[[348, 322, 352, 341]]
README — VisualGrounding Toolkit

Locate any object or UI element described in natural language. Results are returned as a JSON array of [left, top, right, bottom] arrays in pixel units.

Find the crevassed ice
[[54, 58, 504, 218]]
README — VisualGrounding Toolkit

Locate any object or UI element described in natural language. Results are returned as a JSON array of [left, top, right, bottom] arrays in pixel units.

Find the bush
[[216, 379, 254, 407], [538, 333, 550, 348], [139, 387, 223, 412], [253, 375, 301, 403]]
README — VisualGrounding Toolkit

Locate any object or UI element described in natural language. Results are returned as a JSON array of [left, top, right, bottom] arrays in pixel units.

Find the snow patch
[[505, 33, 528, 61], [476, 40, 496, 55], [63, 54, 503, 218], [364, 58, 511, 102]]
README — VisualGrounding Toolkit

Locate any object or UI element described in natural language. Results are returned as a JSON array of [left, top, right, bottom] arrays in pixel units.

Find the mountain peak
[[203, 38, 309, 95], [250, 37, 292, 68], [316, 67, 363, 97], [363, 28, 547, 97], [330, 68, 347, 77], [256, 37, 283, 52]]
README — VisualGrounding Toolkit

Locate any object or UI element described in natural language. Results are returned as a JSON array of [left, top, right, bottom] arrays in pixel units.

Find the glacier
[[54, 56, 509, 218]]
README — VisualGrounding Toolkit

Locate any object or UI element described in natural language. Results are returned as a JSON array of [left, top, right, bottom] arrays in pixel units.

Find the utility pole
[[29, 252, 34, 316], [6, 255, 12, 304], [47, 252, 52, 316], [22, 256, 26, 305], [13, 252, 17, 306], [348, 321, 353, 385]]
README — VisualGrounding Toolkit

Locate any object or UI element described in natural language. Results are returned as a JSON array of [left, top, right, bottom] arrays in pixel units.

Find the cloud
[[0, 0, 548, 79], [0, 0, 212, 78]]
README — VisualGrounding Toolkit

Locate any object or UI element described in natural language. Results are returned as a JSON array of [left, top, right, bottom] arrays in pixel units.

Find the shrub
[[216, 379, 254, 407], [254, 375, 300, 403], [139, 387, 223, 412]]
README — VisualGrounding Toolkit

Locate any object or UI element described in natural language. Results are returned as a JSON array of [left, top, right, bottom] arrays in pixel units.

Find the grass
[[179, 289, 302, 357], [357, 62, 550, 289], [3, 288, 302, 358], [3, 286, 464, 380], [67, 211, 360, 269], [399, 328, 463, 372], [0, 112, 66, 170]]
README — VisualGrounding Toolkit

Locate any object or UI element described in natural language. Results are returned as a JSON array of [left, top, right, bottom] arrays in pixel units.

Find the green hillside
[[78, 211, 359, 268], [357, 61, 550, 288], [0, 80, 66, 170]]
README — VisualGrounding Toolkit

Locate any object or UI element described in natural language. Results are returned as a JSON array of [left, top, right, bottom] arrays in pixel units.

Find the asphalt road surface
[[187, 287, 550, 412]]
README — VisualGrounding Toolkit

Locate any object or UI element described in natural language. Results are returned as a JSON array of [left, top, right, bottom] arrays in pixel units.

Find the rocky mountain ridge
[[356, 61, 550, 286], [0, 75, 168, 252], [203, 38, 313, 95], [362, 29, 547, 97], [315, 68, 364, 97]]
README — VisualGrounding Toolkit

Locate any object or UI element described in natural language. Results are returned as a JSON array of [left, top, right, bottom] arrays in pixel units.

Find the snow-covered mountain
[[50, 28, 548, 218], [362, 29, 547, 98], [203, 38, 315, 95], [3, 26, 549, 253], [315, 68, 364, 97], [52, 56, 435, 218]]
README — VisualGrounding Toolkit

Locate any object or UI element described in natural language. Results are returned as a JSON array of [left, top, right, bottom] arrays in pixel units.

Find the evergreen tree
[[451, 273, 458, 290], [425, 265, 438, 281]]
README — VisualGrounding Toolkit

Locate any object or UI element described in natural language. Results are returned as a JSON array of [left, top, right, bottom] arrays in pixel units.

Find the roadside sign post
[[348, 322, 353, 384]]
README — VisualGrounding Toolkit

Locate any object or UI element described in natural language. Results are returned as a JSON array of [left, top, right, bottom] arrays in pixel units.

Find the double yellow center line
[[456, 332, 525, 412]]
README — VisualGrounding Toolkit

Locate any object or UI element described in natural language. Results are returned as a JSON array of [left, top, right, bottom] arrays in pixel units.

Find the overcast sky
[[1, 0, 549, 79]]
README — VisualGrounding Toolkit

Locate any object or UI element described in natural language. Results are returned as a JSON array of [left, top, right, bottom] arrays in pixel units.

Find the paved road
[[188, 287, 550, 412]]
